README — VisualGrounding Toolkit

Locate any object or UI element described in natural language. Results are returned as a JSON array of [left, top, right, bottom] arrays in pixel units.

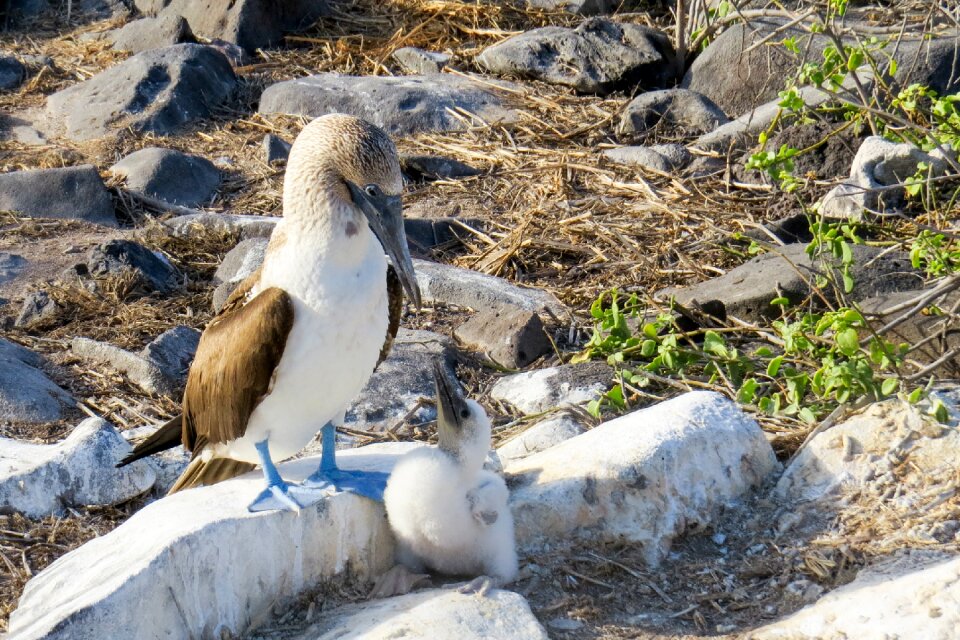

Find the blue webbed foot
[[301, 422, 389, 501], [300, 467, 390, 502], [248, 481, 314, 512], [247, 438, 326, 512]]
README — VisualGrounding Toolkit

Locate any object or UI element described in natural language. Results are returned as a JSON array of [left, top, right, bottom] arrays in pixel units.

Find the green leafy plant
[[746, 139, 801, 191], [909, 230, 960, 278], [579, 285, 909, 423], [806, 221, 863, 293]]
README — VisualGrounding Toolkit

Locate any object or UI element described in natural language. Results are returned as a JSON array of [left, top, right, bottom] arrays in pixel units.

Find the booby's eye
[[364, 184, 381, 197]]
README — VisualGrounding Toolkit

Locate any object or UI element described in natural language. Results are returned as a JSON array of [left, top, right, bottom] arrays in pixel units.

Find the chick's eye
[[460, 408, 470, 419], [364, 184, 380, 197]]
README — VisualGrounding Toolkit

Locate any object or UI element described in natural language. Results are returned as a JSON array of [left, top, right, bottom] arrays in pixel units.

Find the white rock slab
[[497, 412, 586, 468], [163, 212, 278, 239], [275, 588, 548, 640], [71, 337, 178, 397], [414, 258, 568, 318], [8, 443, 419, 640], [507, 391, 778, 564], [490, 362, 612, 415], [751, 551, 960, 640], [0, 417, 156, 518], [776, 399, 960, 503]]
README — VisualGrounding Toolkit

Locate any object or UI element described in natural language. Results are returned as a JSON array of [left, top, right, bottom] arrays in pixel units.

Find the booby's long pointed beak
[[433, 360, 467, 445], [346, 181, 422, 309]]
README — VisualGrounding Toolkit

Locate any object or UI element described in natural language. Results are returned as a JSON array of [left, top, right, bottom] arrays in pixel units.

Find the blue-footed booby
[[118, 114, 421, 511], [379, 361, 517, 596]]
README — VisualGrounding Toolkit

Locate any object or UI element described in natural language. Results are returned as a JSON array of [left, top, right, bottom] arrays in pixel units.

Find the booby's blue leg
[[248, 439, 309, 513], [300, 422, 390, 502]]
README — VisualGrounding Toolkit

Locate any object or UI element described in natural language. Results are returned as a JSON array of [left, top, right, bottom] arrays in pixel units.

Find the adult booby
[[118, 114, 421, 511], [381, 361, 517, 594]]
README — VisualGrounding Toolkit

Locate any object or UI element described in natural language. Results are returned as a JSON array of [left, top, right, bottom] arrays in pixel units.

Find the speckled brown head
[[284, 114, 420, 307], [288, 114, 403, 198]]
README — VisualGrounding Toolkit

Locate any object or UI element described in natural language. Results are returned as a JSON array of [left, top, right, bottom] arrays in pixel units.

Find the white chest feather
[[218, 222, 389, 463]]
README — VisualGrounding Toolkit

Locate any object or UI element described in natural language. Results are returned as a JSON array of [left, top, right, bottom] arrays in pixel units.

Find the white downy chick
[[383, 360, 518, 590]]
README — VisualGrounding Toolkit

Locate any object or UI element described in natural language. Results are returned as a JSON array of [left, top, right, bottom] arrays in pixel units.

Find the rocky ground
[[1, 0, 959, 638]]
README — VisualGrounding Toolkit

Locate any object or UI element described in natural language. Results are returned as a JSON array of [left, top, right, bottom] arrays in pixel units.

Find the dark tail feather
[[168, 457, 257, 495], [116, 415, 184, 468]]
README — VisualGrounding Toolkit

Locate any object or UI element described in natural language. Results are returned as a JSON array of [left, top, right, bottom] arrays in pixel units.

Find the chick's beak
[[433, 359, 468, 441], [346, 181, 422, 309]]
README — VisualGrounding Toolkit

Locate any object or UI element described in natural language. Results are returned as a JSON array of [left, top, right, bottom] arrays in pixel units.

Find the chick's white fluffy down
[[384, 448, 518, 584]]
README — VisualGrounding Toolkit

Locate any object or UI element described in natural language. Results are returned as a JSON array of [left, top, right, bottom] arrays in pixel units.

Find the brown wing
[[181, 283, 294, 452], [377, 264, 404, 368]]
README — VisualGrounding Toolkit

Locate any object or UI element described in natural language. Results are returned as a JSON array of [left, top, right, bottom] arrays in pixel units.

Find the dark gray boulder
[[45, 44, 236, 141], [110, 148, 220, 207], [0, 337, 75, 424], [618, 88, 728, 139], [134, 0, 328, 52], [0, 55, 25, 91], [140, 326, 200, 388], [258, 73, 518, 137], [0, 165, 115, 226], [477, 18, 676, 95], [107, 15, 196, 53], [14, 290, 60, 328], [657, 243, 924, 322], [684, 19, 960, 118], [455, 307, 552, 369], [603, 144, 692, 172], [86, 240, 180, 295]]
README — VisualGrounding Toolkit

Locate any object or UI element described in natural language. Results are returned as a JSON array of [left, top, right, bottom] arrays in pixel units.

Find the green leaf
[[881, 377, 898, 396], [931, 399, 950, 424], [837, 327, 860, 356], [703, 330, 728, 358], [737, 378, 758, 404], [640, 339, 657, 357], [843, 272, 855, 293], [847, 49, 865, 71], [586, 399, 602, 418], [840, 241, 853, 264], [770, 296, 790, 306], [606, 384, 626, 409], [908, 387, 924, 404], [798, 407, 817, 424], [767, 355, 784, 377]]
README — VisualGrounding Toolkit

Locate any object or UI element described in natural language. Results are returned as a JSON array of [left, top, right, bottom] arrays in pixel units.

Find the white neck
[[453, 400, 492, 475], [258, 176, 385, 304]]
